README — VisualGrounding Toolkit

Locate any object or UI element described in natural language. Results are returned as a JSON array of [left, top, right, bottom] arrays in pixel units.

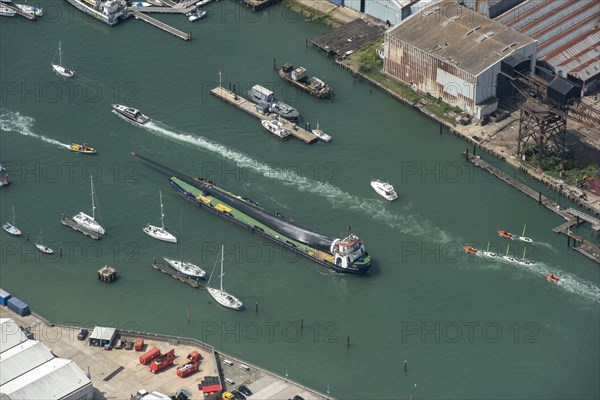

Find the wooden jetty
[[152, 259, 201, 288], [98, 265, 118, 283], [131, 5, 196, 14], [132, 11, 191, 41], [240, 0, 282, 11], [312, 19, 385, 57], [60, 214, 102, 240], [3, 3, 37, 20], [465, 152, 600, 264], [210, 86, 318, 144]]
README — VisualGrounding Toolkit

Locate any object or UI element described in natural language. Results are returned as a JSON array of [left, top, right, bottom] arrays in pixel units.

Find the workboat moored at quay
[[278, 64, 332, 99], [132, 153, 371, 274], [64, 0, 128, 26], [247, 85, 300, 121]]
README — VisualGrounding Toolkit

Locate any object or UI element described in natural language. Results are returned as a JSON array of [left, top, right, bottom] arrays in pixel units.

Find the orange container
[[139, 346, 161, 365]]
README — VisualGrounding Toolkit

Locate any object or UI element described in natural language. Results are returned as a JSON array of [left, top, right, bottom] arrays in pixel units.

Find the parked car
[[114, 339, 123, 349], [103, 343, 112, 350], [231, 390, 246, 400], [238, 386, 252, 396], [222, 392, 235, 400], [77, 328, 88, 341], [124, 340, 133, 350], [293, 396, 304, 400]]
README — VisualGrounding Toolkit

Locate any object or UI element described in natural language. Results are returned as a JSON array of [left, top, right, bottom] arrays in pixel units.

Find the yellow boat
[[70, 143, 96, 154]]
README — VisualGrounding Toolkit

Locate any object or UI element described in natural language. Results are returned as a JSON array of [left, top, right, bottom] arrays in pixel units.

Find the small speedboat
[[70, 143, 96, 154], [112, 104, 150, 125], [482, 251, 497, 258], [371, 180, 398, 201], [546, 274, 560, 284], [311, 120, 332, 142], [498, 230, 513, 239], [261, 118, 291, 140], [463, 245, 478, 255], [187, 9, 206, 21], [517, 236, 533, 243], [503, 255, 519, 263]]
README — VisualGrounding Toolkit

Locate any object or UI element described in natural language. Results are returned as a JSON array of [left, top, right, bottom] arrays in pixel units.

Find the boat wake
[[0, 109, 70, 149], [142, 121, 453, 243], [479, 253, 600, 302]]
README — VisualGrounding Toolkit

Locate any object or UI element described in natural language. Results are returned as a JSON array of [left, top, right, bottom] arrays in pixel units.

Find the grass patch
[[528, 153, 598, 186], [283, 0, 342, 28]]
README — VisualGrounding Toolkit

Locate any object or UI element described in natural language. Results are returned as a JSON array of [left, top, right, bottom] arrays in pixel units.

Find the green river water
[[1, 2, 598, 399]]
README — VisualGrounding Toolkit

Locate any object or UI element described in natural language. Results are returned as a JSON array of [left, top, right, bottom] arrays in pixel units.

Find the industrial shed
[[0, 318, 27, 354], [89, 326, 117, 347], [383, 0, 537, 117], [0, 358, 92, 400], [493, 0, 600, 94], [0, 318, 93, 400]]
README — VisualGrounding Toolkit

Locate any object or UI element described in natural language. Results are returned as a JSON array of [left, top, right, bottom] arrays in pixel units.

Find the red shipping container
[[134, 337, 144, 351], [139, 346, 161, 365]]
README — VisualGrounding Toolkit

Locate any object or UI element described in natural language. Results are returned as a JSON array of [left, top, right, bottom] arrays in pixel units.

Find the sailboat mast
[[58, 42, 62, 65], [90, 175, 96, 220], [506, 244, 510, 257], [522, 224, 527, 237], [220, 244, 224, 292], [12, 206, 15, 225], [159, 190, 165, 230]]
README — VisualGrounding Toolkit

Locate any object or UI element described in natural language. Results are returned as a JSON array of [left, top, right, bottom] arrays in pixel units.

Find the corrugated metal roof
[[0, 340, 54, 385], [0, 319, 28, 354], [493, 0, 600, 82], [387, 0, 535, 76], [0, 358, 91, 399]]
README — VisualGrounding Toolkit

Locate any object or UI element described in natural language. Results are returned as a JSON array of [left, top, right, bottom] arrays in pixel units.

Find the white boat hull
[[311, 129, 332, 142], [207, 287, 243, 310], [52, 63, 74, 78], [144, 224, 177, 243], [261, 119, 290, 140], [73, 212, 105, 235], [3, 223, 21, 236], [164, 257, 206, 279], [36, 243, 54, 254], [370, 180, 398, 201]]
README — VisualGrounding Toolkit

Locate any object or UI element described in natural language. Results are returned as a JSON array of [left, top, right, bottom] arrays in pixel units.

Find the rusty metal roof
[[387, 0, 535, 76]]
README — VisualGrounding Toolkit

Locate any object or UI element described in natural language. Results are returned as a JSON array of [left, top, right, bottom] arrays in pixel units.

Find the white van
[[223, 359, 234, 367], [225, 378, 235, 385], [240, 364, 250, 371]]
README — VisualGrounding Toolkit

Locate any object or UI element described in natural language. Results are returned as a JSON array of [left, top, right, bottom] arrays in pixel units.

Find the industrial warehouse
[[383, 0, 537, 117], [0, 318, 93, 400]]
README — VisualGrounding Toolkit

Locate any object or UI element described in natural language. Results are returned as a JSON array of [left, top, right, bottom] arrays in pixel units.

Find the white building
[[383, 0, 537, 117], [0, 318, 93, 400]]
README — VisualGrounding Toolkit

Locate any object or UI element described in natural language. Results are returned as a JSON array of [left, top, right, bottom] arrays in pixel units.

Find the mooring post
[[473, 144, 476, 156], [305, 38, 308, 47], [346, 336, 350, 348], [228, 82, 231, 91], [25, 233, 28, 242], [300, 319, 304, 330], [273, 58, 276, 70], [59, 246, 63, 258], [255, 302, 259, 313], [576, 216, 580, 225], [538, 192, 542, 204], [465, 149, 469, 160], [567, 235, 570, 247], [404, 360, 407, 372], [439, 122, 442, 134], [306, 122, 310, 132]]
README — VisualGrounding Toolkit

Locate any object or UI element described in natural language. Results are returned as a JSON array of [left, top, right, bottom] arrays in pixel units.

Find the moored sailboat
[[143, 190, 177, 243], [2, 206, 21, 236], [72, 176, 105, 235], [35, 226, 53, 254], [206, 245, 243, 311]]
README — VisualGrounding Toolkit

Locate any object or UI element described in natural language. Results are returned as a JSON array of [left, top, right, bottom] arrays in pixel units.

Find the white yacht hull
[[36, 243, 54, 254], [370, 181, 398, 201], [164, 257, 206, 279], [52, 64, 74, 78], [207, 287, 243, 310], [144, 224, 177, 243], [73, 212, 105, 235]]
